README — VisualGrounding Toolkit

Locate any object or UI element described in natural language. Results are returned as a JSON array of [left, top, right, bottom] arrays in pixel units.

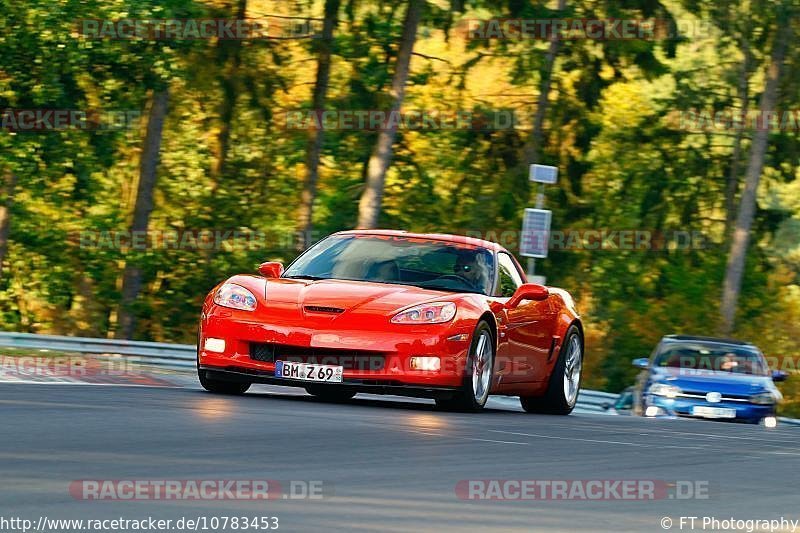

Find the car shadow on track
[[190, 387, 516, 415]]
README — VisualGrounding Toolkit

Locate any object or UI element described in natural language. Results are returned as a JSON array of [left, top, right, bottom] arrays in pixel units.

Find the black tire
[[520, 324, 583, 415], [198, 369, 251, 395], [305, 385, 357, 402], [436, 320, 495, 412], [196, 333, 250, 395]]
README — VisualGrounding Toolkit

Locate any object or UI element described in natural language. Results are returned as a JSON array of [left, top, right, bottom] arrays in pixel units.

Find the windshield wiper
[[283, 275, 329, 281]]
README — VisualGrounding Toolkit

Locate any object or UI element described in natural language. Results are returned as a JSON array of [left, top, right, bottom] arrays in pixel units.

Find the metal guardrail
[[0, 331, 196, 368], [574, 389, 619, 413], [2, 332, 798, 423], [486, 390, 618, 414], [0, 332, 616, 411]]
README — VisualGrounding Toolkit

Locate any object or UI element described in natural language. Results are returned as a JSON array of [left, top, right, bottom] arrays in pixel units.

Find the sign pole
[[521, 164, 557, 283], [535, 182, 545, 209]]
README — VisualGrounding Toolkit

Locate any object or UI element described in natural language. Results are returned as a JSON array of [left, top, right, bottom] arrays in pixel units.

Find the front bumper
[[199, 366, 461, 399], [199, 308, 473, 388], [645, 395, 775, 423]]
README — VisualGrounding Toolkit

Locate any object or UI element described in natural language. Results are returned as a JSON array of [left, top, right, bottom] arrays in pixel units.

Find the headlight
[[391, 302, 456, 324], [649, 383, 681, 398], [644, 405, 663, 417], [213, 283, 257, 311], [750, 392, 777, 405]]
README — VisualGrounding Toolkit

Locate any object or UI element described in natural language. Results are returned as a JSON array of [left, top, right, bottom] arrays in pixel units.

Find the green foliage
[[0, 1, 798, 407]]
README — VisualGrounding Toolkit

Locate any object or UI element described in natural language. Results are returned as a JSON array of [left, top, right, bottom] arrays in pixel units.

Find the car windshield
[[283, 234, 495, 295], [653, 343, 769, 376]]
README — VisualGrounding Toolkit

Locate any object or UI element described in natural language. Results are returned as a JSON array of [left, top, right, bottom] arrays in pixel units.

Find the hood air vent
[[304, 305, 345, 314]]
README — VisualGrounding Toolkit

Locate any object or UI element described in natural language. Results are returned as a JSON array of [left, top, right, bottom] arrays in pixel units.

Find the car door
[[493, 252, 557, 384]]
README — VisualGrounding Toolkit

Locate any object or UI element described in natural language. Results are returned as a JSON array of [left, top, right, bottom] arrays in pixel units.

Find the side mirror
[[632, 358, 650, 369], [506, 283, 549, 308], [772, 370, 788, 382], [258, 261, 284, 279]]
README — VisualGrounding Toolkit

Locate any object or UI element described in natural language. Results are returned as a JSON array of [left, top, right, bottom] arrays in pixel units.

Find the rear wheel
[[436, 321, 494, 412], [305, 385, 357, 402], [520, 324, 583, 415]]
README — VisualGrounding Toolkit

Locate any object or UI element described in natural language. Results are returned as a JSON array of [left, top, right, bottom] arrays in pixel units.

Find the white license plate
[[692, 406, 736, 419], [274, 360, 343, 383]]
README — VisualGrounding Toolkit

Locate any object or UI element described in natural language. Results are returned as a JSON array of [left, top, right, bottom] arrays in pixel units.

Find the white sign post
[[529, 164, 558, 184], [520, 208, 551, 259], [521, 164, 558, 283]]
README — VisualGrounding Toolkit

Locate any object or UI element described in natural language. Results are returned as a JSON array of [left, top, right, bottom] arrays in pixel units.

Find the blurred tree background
[[1, 0, 798, 411]]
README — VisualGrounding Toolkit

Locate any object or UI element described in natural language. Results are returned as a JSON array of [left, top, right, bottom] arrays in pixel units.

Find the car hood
[[263, 278, 453, 314], [652, 368, 776, 395]]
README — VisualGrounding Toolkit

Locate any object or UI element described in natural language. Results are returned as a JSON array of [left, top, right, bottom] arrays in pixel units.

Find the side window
[[496, 253, 523, 298]]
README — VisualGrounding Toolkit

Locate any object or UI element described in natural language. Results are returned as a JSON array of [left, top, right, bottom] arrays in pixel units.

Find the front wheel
[[436, 321, 495, 412], [198, 369, 251, 395], [196, 336, 250, 395], [520, 324, 583, 415], [305, 385, 357, 402]]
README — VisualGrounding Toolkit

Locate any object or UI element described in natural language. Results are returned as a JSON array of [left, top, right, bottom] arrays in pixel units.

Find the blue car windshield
[[653, 343, 768, 376], [283, 234, 496, 295]]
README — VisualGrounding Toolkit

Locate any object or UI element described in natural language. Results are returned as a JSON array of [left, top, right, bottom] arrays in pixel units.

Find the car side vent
[[304, 305, 345, 314]]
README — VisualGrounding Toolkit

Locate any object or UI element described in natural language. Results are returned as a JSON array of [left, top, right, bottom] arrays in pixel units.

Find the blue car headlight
[[649, 383, 681, 399], [750, 392, 777, 405]]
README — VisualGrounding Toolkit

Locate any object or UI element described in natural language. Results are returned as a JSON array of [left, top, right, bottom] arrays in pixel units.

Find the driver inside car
[[453, 252, 490, 291], [719, 352, 740, 372]]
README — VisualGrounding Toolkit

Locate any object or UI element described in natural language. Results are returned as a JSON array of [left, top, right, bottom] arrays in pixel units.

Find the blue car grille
[[676, 390, 750, 402]]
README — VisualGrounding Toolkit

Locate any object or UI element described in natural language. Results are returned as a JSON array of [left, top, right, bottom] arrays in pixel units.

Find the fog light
[[763, 416, 777, 428], [410, 356, 440, 371], [644, 406, 660, 417], [204, 338, 226, 353]]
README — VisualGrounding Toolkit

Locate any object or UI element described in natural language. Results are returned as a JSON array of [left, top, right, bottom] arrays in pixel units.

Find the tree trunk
[[211, 0, 247, 192], [356, 0, 423, 229], [297, 0, 341, 250], [523, 0, 567, 166], [0, 171, 17, 281], [724, 37, 751, 238], [720, 12, 791, 335], [115, 89, 169, 340]]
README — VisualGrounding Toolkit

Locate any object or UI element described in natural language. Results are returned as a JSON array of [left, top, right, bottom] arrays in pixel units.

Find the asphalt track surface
[[2, 381, 799, 533]]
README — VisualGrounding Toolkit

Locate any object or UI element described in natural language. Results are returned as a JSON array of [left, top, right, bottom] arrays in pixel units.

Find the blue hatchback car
[[632, 335, 787, 425]]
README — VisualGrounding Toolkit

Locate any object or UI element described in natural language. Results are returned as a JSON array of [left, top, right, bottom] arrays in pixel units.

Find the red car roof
[[334, 229, 506, 252]]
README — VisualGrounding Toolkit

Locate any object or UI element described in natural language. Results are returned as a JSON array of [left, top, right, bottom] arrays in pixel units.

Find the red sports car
[[197, 230, 584, 413]]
